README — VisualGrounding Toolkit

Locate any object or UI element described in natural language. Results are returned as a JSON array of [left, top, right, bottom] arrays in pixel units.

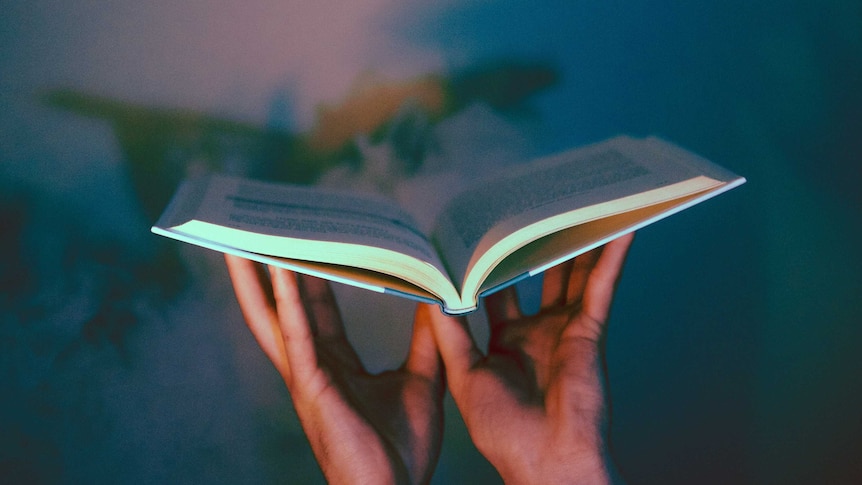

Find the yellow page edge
[[527, 176, 747, 277], [151, 226, 480, 315]]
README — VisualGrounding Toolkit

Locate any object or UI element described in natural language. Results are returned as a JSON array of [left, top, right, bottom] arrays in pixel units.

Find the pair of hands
[[225, 233, 633, 484]]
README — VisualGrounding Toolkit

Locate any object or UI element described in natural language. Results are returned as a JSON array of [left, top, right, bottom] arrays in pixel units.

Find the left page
[[152, 174, 459, 305]]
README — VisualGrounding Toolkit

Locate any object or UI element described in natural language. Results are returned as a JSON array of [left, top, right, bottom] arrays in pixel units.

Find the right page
[[431, 135, 744, 301]]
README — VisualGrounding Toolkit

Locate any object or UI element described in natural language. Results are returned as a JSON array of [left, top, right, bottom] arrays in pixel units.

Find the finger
[[296, 274, 364, 371], [295, 274, 345, 340], [224, 255, 290, 378], [581, 232, 635, 324], [426, 304, 482, 393], [405, 304, 443, 387], [485, 285, 521, 325], [541, 260, 574, 307], [565, 246, 602, 305], [269, 266, 320, 385]]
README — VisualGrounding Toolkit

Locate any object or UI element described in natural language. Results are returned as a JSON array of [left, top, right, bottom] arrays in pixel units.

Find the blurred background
[[1, 1, 860, 483]]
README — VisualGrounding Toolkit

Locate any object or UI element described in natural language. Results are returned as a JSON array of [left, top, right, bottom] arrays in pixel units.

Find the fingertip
[[269, 267, 309, 318], [598, 232, 635, 275], [224, 255, 271, 315], [295, 273, 344, 338], [485, 285, 520, 323], [541, 262, 572, 307], [581, 232, 636, 322], [612, 231, 635, 252], [423, 304, 482, 387], [405, 304, 443, 382], [225, 253, 255, 282], [222, 256, 293, 382]]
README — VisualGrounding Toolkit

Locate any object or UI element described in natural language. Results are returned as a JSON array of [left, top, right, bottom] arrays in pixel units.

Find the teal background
[[2, 1, 860, 483]]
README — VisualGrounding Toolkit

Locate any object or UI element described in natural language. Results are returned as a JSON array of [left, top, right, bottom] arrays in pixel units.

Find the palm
[[430, 234, 634, 484], [294, 360, 443, 484]]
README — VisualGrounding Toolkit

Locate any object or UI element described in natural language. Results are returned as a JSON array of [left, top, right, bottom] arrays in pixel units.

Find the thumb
[[404, 304, 443, 387], [422, 304, 482, 393]]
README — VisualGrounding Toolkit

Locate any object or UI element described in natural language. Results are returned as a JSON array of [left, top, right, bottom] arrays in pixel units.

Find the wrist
[[495, 450, 613, 485]]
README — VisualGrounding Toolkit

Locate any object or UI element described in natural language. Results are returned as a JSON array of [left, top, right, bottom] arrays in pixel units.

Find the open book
[[152, 135, 745, 314]]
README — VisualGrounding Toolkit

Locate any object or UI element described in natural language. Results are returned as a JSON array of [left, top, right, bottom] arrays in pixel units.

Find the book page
[[478, 190, 709, 294], [432, 136, 726, 291], [161, 174, 448, 274]]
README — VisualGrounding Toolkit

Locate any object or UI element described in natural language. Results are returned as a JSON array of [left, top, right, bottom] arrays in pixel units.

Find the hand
[[428, 233, 634, 484], [225, 255, 444, 485]]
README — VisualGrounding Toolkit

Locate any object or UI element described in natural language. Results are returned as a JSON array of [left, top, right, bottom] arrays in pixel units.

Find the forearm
[[301, 420, 410, 485], [494, 451, 613, 485]]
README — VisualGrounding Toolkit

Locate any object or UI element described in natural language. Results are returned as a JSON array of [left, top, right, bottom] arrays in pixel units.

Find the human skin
[[225, 255, 445, 485], [224, 231, 633, 484], [426, 233, 634, 484]]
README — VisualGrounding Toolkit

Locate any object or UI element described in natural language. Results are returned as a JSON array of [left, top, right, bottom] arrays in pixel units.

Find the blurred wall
[[2, 1, 860, 484]]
